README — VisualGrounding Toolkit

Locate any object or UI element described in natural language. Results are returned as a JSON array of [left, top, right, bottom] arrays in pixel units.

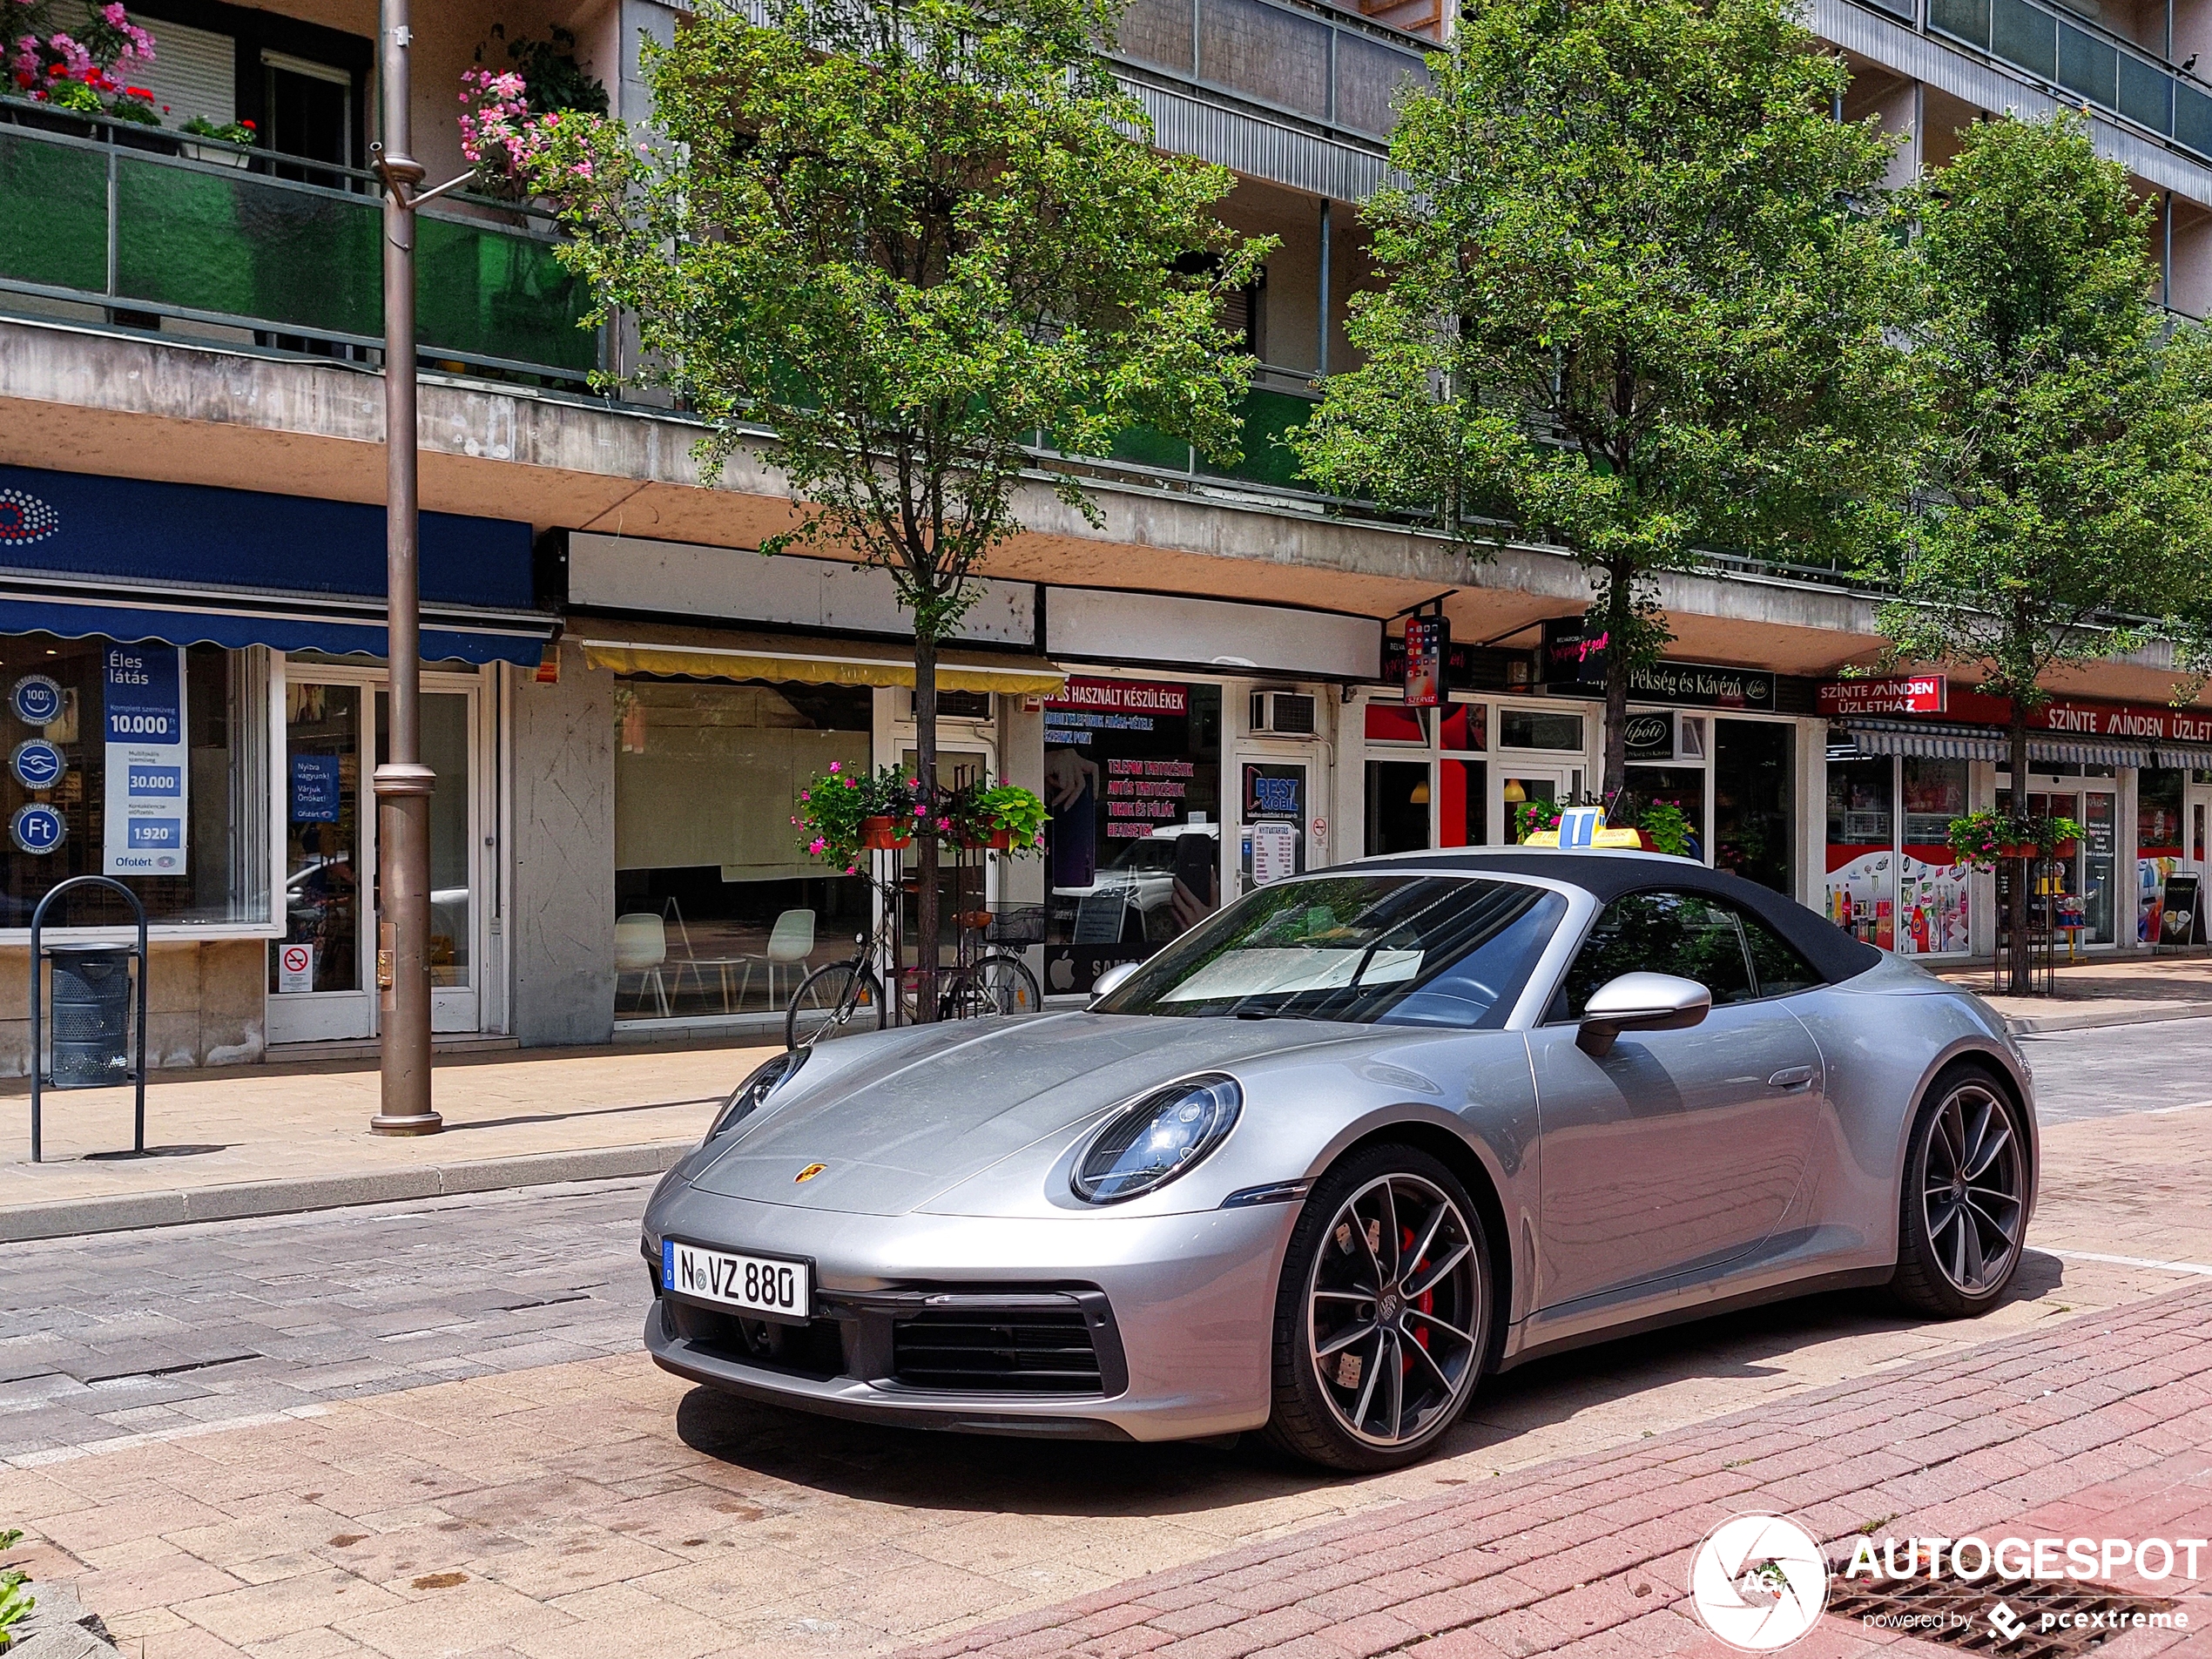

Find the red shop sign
[[1045, 677, 1190, 716], [1944, 687, 2212, 745], [1817, 675, 1946, 717]]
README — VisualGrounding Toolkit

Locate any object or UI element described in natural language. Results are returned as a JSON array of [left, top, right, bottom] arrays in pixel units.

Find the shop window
[[1364, 703, 1426, 745], [2140, 768, 2185, 943], [1824, 757, 1894, 947], [1044, 680, 1221, 994], [1501, 709, 1583, 752], [1366, 760, 1431, 854], [612, 678, 871, 1021], [1714, 719, 1793, 896], [1438, 703, 1486, 752], [1897, 756, 1970, 956], [0, 636, 270, 929], [1624, 765, 1706, 853]]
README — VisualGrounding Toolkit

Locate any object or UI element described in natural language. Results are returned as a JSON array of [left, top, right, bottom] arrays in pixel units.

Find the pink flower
[[799, 790, 811, 802], [807, 838, 826, 855], [827, 761, 841, 772]]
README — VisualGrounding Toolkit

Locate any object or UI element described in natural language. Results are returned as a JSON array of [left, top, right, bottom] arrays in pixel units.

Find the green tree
[[1295, 0, 1912, 802], [530, 0, 1264, 1016], [1875, 113, 2212, 994]]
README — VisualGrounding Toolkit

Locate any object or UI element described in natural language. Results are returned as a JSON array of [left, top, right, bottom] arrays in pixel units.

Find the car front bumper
[[641, 1176, 1299, 1442]]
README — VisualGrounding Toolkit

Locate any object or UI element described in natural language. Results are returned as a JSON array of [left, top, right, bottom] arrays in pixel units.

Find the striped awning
[[2157, 747, 2212, 771], [1836, 720, 2148, 768]]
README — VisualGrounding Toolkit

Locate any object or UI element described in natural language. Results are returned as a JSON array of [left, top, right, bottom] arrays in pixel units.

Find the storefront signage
[[1541, 622, 1776, 709], [1103, 756, 1194, 838], [10, 738, 63, 791], [1046, 678, 1189, 716], [2161, 874, 2202, 945], [1251, 820, 1298, 885], [1939, 688, 2212, 745], [1403, 615, 1447, 709], [291, 753, 341, 823], [102, 645, 188, 876], [1817, 676, 1946, 718], [10, 673, 62, 726], [10, 802, 64, 854], [1622, 712, 1673, 760]]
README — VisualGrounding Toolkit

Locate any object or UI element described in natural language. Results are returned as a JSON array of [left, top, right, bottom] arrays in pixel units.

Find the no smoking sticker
[[277, 943, 314, 994]]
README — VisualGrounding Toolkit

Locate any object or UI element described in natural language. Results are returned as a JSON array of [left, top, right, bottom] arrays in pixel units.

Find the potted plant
[[792, 759, 872, 868], [1946, 810, 2006, 870], [946, 780, 1049, 853], [1638, 799, 1697, 860], [2040, 815, 2085, 860], [180, 113, 255, 166], [1511, 799, 1561, 843], [7, 3, 163, 138], [457, 25, 609, 201]]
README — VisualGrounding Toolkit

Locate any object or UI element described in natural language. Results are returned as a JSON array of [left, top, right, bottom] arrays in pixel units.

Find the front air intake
[[892, 1307, 1104, 1394]]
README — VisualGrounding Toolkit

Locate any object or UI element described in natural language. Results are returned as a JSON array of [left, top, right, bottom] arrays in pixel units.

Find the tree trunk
[[1599, 566, 1633, 804], [914, 631, 941, 1023], [2006, 711, 2032, 996]]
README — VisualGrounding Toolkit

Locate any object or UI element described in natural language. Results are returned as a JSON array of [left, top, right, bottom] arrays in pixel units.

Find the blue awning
[[0, 590, 554, 666]]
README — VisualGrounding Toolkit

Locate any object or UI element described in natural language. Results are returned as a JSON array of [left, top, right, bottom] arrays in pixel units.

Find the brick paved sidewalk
[[1938, 953, 2212, 1034], [909, 1282, 2212, 1659]]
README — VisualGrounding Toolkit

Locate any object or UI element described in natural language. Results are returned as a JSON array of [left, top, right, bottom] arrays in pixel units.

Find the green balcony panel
[[1201, 387, 1314, 489], [1109, 423, 1195, 472], [2179, 81, 2212, 157], [1928, 0, 1993, 49], [1992, 0, 2058, 80], [2119, 52, 2173, 134], [115, 157, 380, 337], [0, 129, 108, 293], [2057, 23, 2117, 108], [418, 212, 594, 373]]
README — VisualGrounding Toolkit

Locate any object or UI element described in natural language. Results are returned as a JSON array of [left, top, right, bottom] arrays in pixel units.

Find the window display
[[0, 635, 269, 928], [1713, 720, 1793, 895], [2140, 768, 2184, 942], [1044, 678, 1221, 994], [611, 678, 871, 1020], [1824, 756, 1894, 948], [1896, 757, 1970, 956]]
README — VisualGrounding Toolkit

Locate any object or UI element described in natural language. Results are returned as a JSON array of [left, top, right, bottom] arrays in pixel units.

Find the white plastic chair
[[614, 912, 671, 1017], [759, 908, 817, 1007]]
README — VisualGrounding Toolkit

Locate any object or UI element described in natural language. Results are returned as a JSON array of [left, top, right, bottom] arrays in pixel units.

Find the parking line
[[2041, 1247, 2212, 1277]]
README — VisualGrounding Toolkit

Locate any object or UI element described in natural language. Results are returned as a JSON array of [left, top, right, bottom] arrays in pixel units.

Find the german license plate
[[663, 1239, 812, 1320]]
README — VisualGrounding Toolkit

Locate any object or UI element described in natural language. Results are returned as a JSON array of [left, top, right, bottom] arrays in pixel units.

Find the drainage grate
[[1826, 1561, 2184, 1656]]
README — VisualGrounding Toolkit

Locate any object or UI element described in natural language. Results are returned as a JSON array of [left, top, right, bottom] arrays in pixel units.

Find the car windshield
[[1095, 874, 1568, 1028]]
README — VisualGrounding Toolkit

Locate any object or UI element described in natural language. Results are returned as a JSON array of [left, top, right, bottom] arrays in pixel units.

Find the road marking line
[[3, 1403, 332, 1468], [2041, 1247, 2212, 1277]]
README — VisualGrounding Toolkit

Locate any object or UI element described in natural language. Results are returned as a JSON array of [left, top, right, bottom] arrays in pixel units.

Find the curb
[[0, 1140, 692, 1244], [2003, 1000, 2212, 1034]]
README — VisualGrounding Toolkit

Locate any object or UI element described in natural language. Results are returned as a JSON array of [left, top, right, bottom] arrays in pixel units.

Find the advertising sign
[[10, 802, 64, 855], [1045, 678, 1189, 716], [291, 753, 341, 823], [1817, 675, 1946, 718], [10, 738, 63, 791], [1403, 615, 1447, 709], [1242, 763, 1305, 888], [102, 644, 188, 876], [10, 673, 61, 726], [1622, 711, 1674, 761], [1541, 623, 1777, 709]]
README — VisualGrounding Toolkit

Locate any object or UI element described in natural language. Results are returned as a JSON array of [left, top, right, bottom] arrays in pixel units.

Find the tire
[[1261, 1143, 1493, 1472], [1890, 1065, 2030, 1318], [786, 961, 885, 1050], [941, 954, 1042, 1020]]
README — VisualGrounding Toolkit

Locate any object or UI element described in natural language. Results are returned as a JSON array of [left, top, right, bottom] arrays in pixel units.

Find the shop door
[[1236, 746, 1312, 896], [269, 676, 482, 1043], [1501, 766, 1577, 844]]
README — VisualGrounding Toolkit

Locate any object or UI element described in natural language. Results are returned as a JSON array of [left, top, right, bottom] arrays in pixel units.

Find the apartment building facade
[[0, 0, 2207, 1071]]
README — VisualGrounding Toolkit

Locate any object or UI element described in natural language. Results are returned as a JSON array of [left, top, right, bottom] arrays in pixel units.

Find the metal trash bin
[[47, 945, 133, 1089]]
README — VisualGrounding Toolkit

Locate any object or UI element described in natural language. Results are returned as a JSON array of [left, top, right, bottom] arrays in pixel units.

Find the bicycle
[[784, 889, 1043, 1049]]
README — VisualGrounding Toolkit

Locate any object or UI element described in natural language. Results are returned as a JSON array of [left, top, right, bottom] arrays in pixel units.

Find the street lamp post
[[368, 0, 442, 1135]]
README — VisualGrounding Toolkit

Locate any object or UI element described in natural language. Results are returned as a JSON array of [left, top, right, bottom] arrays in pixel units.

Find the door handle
[[1768, 1065, 1816, 1090]]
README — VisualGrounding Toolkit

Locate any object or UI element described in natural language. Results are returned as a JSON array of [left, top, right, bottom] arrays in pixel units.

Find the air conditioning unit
[[1250, 691, 1318, 737]]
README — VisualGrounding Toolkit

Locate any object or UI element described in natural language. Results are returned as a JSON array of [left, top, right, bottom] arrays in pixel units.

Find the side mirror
[[1089, 961, 1141, 1006], [1575, 972, 1711, 1057]]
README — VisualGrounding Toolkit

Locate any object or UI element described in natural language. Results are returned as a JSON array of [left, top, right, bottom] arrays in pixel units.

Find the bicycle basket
[[985, 904, 1049, 947]]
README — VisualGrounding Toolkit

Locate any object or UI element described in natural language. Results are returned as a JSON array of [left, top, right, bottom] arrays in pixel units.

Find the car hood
[[688, 1011, 1355, 1216]]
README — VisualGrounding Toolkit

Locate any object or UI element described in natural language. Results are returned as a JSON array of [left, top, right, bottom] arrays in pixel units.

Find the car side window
[[1551, 889, 1757, 1019], [1735, 907, 1824, 999]]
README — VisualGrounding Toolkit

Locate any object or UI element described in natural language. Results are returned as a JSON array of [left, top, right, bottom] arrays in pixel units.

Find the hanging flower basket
[[1999, 843, 2033, 860], [860, 815, 913, 850], [2051, 839, 2079, 860]]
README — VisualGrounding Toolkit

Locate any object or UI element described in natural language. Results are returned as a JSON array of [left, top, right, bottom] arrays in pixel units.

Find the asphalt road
[[0, 1016, 2201, 1462]]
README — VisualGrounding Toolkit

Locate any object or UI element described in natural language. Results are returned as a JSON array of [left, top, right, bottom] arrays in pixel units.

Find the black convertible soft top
[[1356, 847, 1885, 987]]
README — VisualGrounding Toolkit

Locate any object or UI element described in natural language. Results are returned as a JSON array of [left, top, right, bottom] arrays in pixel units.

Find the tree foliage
[[530, 0, 1264, 1011], [1294, 0, 1913, 796], [1871, 112, 2212, 991]]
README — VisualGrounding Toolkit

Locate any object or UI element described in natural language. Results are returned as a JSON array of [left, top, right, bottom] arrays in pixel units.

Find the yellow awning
[[575, 622, 1066, 695]]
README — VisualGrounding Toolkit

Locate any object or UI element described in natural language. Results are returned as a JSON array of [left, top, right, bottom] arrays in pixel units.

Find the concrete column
[[509, 639, 617, 1045]]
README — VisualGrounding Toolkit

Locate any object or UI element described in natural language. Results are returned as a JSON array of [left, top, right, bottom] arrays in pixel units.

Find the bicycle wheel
[[942, 954, 1043, 1020], [786, 961, 886, 1049]]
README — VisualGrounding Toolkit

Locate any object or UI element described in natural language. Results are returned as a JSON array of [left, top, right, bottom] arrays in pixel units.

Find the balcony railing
[[0, 101, 597, 384], [1865, 0, 2212, 165]]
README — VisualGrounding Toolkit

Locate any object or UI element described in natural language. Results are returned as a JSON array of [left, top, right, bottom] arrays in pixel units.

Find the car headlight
[[1072, 1074, 1242, 1204], [710, 1049, 806, 1139]]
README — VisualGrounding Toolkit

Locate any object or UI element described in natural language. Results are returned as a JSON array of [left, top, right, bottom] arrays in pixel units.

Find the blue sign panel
[[291, 753, 341, 823], [104, 645, 189, 876], [10, 738, 63, 791], [10, 674, 61, 726], [10, 803, 64, 854], [103, 647, 182, 744]]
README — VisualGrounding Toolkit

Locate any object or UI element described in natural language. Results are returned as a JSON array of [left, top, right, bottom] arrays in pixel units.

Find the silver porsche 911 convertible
[[640, 849, 2035, 1470]]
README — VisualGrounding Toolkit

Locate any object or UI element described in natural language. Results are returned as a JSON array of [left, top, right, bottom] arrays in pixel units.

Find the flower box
[[2050, 839, 2078, 860], [860, 815, 912, 850]]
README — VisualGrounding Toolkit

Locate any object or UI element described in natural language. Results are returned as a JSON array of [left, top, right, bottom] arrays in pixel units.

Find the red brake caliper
[[1403, 1224, 1433, 1373]]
